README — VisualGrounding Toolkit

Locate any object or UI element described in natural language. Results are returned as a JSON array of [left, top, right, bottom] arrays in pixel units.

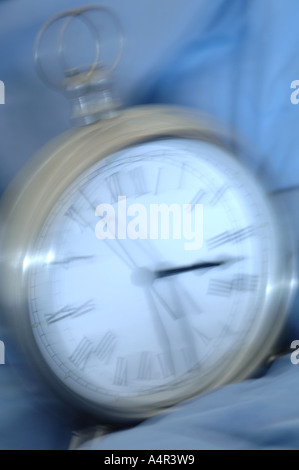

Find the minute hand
[[154, 260, 226, 279]]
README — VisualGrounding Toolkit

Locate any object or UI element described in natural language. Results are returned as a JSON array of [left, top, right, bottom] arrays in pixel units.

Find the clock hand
[[145, 289, 176, 376], [103, 221, 138, 270], [154, 260, 226, 279], [76, 188, 138, 269], [146, 280, 200, 372], [131, 258, 238, 286]]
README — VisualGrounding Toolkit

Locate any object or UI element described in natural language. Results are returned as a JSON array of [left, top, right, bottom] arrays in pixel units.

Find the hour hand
[[131, 258, 240, 285], [155, 256, 244, 279], [154, 260, 225, 279]]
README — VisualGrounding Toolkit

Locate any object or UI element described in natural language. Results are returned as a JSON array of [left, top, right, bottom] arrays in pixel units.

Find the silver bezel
[[0, 105, 294, 422]]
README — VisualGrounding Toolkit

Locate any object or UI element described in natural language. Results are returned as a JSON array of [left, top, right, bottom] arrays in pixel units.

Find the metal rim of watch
[[0, 105, 294, 422]]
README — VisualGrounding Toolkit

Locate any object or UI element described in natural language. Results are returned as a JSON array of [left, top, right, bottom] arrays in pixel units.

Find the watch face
[[23, 139, 286, 416], [20, 137, 285, 420]]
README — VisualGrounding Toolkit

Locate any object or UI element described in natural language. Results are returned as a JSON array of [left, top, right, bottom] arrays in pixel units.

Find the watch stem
[[64, 64, 121, 127]]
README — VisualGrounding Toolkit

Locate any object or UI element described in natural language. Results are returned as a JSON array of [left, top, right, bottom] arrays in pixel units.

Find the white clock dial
[[24, 137, 282, 419]]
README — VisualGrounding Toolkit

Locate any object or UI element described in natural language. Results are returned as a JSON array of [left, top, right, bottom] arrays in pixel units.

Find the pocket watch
[[0, 5, 295, 425]]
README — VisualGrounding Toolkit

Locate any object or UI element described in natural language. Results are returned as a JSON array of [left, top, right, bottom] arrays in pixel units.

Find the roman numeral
[[154, 167, 163, 195], [69, 331, 117, 371], [178, 162, 186, 189], [208, 279, 232, 297], [106, 172, 122, 203], [137, 351, 153, 380], [210, 185, 229, 206], [129, 167, 147, 196], [94, 331, 117, 363], [208, 274, 259, 297], [113, 357, 128, 386], [78, 189, 96, 211], [50, 255, 95, 269], [157, 352, 174, 378], [69, 337, 93, 371], [65, 206, 89, 230], [231, 274, 259, 291], [207, 226, 255, 249], [189, 189, 206, 207], [46, 300, 94, 325]]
